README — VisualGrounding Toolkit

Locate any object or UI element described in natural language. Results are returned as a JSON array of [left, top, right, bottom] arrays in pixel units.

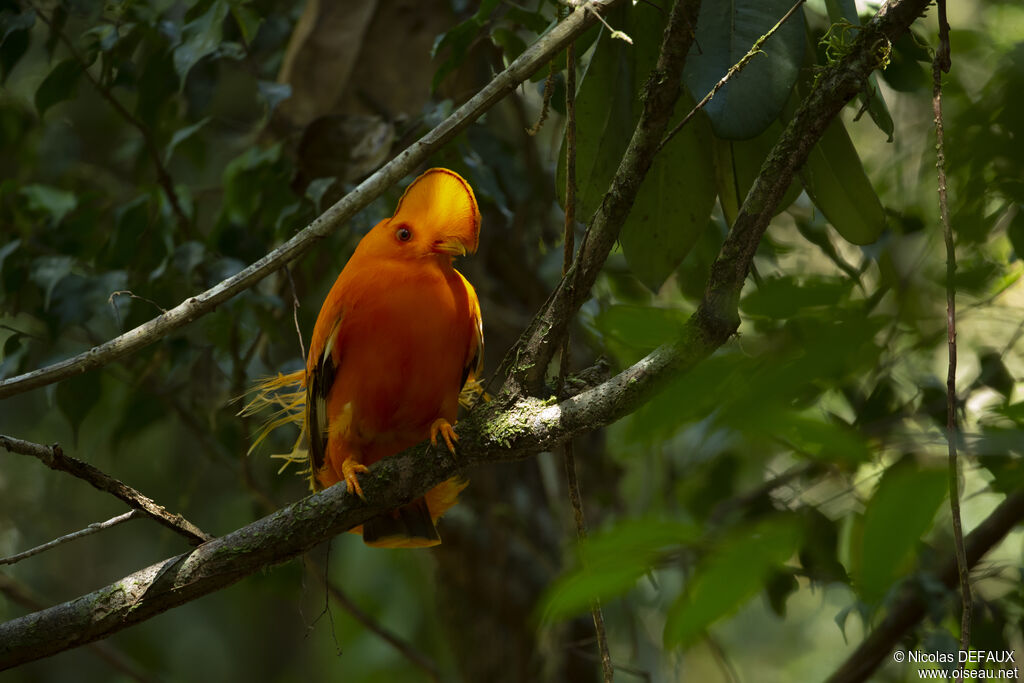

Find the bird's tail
[[237, 370, 312, 481], [361, 478, 468, 548]]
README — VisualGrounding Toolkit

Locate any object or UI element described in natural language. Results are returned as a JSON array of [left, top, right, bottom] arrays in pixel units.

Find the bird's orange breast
[[324, 257, 474, 464]]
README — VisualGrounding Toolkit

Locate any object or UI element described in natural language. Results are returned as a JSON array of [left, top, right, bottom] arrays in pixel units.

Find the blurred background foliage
[[0, 0, 1023, 681]]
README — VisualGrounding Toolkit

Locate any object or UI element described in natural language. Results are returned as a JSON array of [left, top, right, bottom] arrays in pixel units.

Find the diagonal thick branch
[[0, 0, 620, 401]]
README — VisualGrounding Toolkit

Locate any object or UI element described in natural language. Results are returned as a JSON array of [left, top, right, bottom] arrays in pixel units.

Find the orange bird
[[246, 168, 483, 548]]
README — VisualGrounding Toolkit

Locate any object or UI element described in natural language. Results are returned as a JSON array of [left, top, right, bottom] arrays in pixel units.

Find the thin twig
[[706, 634, 742, 683], [285, 265, 307, 361], [305, 557, 441, 681], [28, 3, 191, 235], [0, 0, 621, 401], [932, 0, 970, 656], [0, 435, 211, 545], [658, 0, 807, 153], [559, 32, 614, 683], [584, 2, 634, 44], [0, 510, 140, 566], [568, 643, 652, 680], [526, 62, 557, 136]]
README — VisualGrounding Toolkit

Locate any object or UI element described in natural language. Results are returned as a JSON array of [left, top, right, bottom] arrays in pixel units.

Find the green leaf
[[56, 370, 101, 445], [975, 350, 1015, 398], [800, 116, 886, 245], [740, 275, 854, 319], [29, 255, 74, 309], [173, 0, 230, 84], [558, 4, 716, 291], [856, 462, 947, 603], [165, 117, 210, 164], [230, 4, 262, 45], [593, 304, 688, 357], [34, 58, 83, 116], [824, 0, 894, 141], [43, 5, 67, 58], [0, 238, 20, 276], [682, 0, 806, 139], [664, 516, 801, 647], [257, 80, 291, 112], [1004, 205, 1024, 257], [540, 519, 699, 622], [976, 426, 1024, 496], [20, 184, 78, 225], [431, 0, 499, 91], [713, 120, 803, 227], [1, 9, 35, 82]]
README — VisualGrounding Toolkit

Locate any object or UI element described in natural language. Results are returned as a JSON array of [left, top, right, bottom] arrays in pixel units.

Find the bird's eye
[[395, 226, 412, 242]]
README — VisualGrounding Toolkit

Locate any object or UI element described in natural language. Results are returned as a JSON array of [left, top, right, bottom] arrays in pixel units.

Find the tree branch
[[825, 488, 1024, 683], [0, 0, 620, 401], [0, 510, 140, 566], [0, 435, 211, 545], [501, 0, 703, 396]]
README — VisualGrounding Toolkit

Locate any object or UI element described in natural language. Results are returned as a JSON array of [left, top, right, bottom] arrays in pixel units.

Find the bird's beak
[[431, 238, 468, 256]]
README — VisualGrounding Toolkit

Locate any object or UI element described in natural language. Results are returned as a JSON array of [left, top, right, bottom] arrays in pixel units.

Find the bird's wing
[[458, 272, 485, 407], [307, 315, 343, 477]]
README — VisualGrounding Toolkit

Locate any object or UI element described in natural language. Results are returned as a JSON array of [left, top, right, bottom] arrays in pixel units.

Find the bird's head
[[362, 168, 480, 263]]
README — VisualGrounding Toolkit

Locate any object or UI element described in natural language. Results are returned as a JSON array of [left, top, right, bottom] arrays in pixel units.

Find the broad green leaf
[[664, 516, 801, 647], [788, 38, 886, 245], [801, 117, 886, 244], [20, 184, 77, 225], [621, 99, 717, 290], [35, 58, 83, 116], [713, 120, 803, 227], [540, 519, 699, 622], [558, 4, 716, 291], [173, 0, 230, 84], [683, 0, 806, 139], [856, 463, 947, 603]]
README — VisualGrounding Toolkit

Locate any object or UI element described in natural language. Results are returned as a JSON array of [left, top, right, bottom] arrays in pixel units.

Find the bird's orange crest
[[392, 168, 480, 254]]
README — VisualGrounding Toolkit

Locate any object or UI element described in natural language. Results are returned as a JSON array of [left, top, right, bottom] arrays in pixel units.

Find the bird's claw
[[429, 419, 459, 454], [341, 458, 369, 500]]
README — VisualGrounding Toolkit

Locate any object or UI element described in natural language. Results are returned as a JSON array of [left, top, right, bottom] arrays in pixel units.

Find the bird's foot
[[429, 419, 459, 454], [341, 458, 369, 500]]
